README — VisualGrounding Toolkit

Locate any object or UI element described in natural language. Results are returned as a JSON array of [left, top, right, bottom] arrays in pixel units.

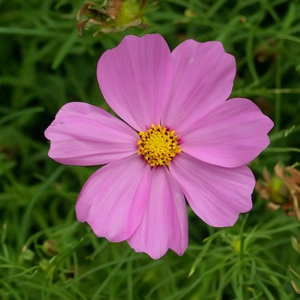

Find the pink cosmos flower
[[45, 34, 273, 259]]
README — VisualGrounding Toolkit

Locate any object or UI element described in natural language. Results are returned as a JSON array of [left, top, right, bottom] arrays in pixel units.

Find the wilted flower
[[256, 163, 300, 219], [77, 0, 148, 35], [45, 34, 273, 259]]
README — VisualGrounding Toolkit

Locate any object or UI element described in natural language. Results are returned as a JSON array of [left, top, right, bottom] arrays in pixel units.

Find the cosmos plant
[[45, 34, 273, 259]]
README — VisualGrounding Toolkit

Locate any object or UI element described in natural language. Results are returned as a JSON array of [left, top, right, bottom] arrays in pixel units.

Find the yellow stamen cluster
[[137, 124, 182, 167]]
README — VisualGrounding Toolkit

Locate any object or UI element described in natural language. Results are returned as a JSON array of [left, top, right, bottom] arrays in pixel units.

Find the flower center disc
[[137, 124, 182, 167]]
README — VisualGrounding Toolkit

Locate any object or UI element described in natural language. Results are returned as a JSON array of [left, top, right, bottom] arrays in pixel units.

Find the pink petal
[[162, 40, 236, 133], [44, 102, 138, 166], [76, 155, 151, 242], [127, 167, 188, 259], [180, 98, 274, 168], [97, 34, 173, 131], [169, 153, 255, 227]]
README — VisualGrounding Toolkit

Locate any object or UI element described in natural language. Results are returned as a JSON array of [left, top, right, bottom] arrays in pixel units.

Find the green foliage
[[0, 0, 300, 299]]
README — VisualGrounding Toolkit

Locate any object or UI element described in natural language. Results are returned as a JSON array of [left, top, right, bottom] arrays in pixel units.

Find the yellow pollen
[[137, 124, 182, 167]]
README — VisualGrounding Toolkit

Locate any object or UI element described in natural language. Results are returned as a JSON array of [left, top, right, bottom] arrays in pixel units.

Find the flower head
[[45, 34, 273, 259]]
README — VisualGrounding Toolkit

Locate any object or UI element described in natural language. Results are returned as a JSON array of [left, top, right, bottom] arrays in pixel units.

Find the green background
[[1, 0, 300, 299]]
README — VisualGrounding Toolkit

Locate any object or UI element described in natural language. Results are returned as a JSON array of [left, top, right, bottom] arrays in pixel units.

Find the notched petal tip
[[97, 33, 173, 131], [180, 98, 275, 168], [170, 153, 254, 228], [44, 102, 138, 166], [127, 167, 188, 259], [162, 39, 236, 132], [76, 155, 151, 242]]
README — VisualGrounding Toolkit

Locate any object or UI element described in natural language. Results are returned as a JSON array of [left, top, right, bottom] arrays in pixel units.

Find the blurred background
[[1, 0, 300, 299]]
